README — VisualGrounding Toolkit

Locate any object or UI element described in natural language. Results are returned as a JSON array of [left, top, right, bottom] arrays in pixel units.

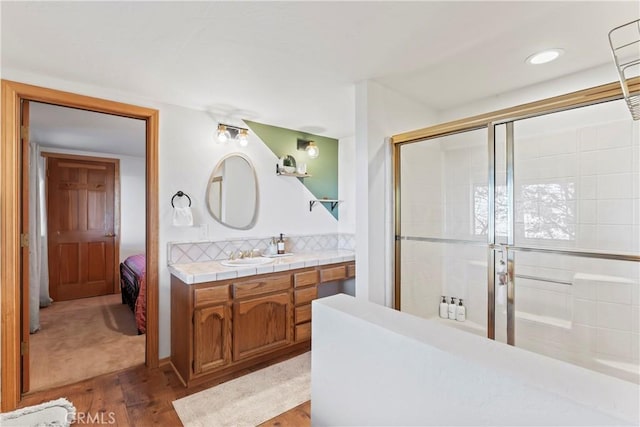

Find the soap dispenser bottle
[[456, 299, 466, 322], [448, 297, 457, 320], [268, 237, 277, 256], [277, 233, 285, 255], [439, 296, 448, 318]]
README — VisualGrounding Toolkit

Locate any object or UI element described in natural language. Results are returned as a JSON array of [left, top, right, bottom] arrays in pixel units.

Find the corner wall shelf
[[276, 164, 311, 178], [310, 199, 342, 212]]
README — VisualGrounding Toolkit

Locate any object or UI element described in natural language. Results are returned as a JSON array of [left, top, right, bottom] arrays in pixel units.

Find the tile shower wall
[[168, 233, 356, 265]]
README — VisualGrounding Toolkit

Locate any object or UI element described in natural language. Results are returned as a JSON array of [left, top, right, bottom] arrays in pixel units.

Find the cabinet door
[[233, 291, 292, 361], [193, 304, 231, 375]]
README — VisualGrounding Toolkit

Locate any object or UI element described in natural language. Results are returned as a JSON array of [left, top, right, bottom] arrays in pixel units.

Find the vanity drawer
[[233, 275, 291, 299], [347, 263, 356, 278], [295, 304, 311, 324], [194, 285, 230, 307], [294, 270, 318, 288], [294, 287, 317, 306], [295, 322, 311, 342], [320, 265, 346, 283]]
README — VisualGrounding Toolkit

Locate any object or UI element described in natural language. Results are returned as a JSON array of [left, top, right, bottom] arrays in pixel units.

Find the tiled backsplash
[[168, 233, 356, 265]]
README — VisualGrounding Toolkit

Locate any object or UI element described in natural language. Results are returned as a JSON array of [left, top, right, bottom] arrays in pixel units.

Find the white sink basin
[[220, 257, 274, 267]]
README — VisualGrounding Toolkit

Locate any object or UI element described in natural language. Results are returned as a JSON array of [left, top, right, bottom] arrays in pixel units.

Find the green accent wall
[[245, 120, 339, 219]]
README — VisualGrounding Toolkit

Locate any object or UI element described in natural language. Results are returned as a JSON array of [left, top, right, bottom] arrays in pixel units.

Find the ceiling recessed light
[[526, 48, 564, 65]]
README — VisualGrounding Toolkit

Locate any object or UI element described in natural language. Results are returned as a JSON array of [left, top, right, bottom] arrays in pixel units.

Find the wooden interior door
[[20, 100, 30, 393], [47, 156, 116, 301]]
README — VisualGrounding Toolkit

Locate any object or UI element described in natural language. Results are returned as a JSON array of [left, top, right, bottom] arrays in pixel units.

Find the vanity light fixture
[[217, 123, 250, 145], [297, 138, 320, 159], [526, 48, 564, 65]]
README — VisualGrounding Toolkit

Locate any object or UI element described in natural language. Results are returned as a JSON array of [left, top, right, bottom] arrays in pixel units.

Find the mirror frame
[[206, 152, 259, 230]]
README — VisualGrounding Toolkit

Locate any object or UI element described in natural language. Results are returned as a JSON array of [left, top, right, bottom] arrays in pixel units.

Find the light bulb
[[306, 141, 319, 159], [217, 125, 230, 143], [238, 129, 249, 147]]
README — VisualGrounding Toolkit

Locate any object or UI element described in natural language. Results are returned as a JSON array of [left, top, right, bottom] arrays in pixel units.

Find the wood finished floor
[[19, 349, 311, 427]]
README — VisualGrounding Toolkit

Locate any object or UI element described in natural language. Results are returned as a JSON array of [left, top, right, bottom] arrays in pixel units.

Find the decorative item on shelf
[[297, 138, 320, 159], [309, 198, 342, 212], [216, 123, 251, 145], [282, 154, 296, 173]]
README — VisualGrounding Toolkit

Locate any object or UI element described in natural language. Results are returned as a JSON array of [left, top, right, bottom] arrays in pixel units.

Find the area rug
[[172, 352, 310, 427], [0, 397, 76, 426]]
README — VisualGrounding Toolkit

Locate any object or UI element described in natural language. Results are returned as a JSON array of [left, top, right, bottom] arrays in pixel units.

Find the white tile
[[596, 328, 632, 358], [596, 302, 632, 331], [597, 148, 633, 174], [256, 264, 275, 275], [596, 282, 633, 304], [573, 298, 597, 326], [596, 121, 632, 149], [632, 333, 639, 362], [596, 173, 634, 200], [579, 176, 597, 200], [597, 225, 633, 251], [215, 270, 238, 280], [273, 263, 292, 272], [632, 306, 640, 334], [578, 127, 598, 152], [573, 278, 597, 300], [579, 151, 599, 176], [236, 267, 257, 278], [576, 225, 598, 249], [596, 199, 633, 225], [578, 200, 597, 224], [567, 324, 598, 353], [304, 260, 319, 267]]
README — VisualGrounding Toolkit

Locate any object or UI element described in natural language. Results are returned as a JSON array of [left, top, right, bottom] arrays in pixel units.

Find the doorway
[[0, 80, 159, 411]]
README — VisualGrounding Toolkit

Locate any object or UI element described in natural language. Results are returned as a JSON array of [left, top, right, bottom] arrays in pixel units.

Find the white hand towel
[[172, 206, 194, 227]]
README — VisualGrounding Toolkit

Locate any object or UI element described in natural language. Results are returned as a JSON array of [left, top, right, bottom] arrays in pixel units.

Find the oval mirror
[[206, 153, 259, 230]]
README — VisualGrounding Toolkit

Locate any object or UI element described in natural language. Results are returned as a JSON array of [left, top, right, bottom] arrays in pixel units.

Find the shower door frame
[[392, 78, 640, 342]]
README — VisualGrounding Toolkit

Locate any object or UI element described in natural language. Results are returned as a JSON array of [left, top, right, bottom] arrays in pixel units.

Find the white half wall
[[355, 80, 437, 306], [312, 294, 639, 426]]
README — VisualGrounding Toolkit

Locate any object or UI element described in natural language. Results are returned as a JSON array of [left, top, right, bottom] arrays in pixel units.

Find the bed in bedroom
[[120, 254, 146, 334]]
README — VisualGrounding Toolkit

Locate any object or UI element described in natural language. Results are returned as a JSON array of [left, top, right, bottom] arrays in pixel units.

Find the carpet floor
[[29, 293, 145, 392], [173, 352, 311, 427]]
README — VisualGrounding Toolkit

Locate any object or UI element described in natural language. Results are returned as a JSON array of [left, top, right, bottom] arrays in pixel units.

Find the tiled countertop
[[169, 250, 355, 285]]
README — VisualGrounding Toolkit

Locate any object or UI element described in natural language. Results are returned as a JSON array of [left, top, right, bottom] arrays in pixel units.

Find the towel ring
[[171, 191, 192, 208]]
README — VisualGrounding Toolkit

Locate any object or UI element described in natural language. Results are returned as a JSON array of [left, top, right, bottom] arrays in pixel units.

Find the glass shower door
[[399, 128, 489, 336], [500, 99, 640, 383]]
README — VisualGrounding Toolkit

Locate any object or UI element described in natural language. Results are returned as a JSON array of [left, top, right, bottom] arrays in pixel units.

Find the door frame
[[42, 152, 122, 297], [1, 79, 159, 410]]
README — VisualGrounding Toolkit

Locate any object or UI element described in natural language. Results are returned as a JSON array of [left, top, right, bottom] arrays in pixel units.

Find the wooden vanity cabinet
[[193, 304, 231, 374], [232, 274, 293, 361], [170, 261, 355, 387]]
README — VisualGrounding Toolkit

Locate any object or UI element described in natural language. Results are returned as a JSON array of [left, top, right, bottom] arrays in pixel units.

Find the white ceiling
[[29, 102, 146, 157], [2, 1, 638, 142]]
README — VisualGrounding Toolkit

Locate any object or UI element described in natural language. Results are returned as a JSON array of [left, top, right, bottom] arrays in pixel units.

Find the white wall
[[2, 68, 342, 359], [355, 80, 437, 307], [37, 146, 146, 262], [338, 135, 356, 234]]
